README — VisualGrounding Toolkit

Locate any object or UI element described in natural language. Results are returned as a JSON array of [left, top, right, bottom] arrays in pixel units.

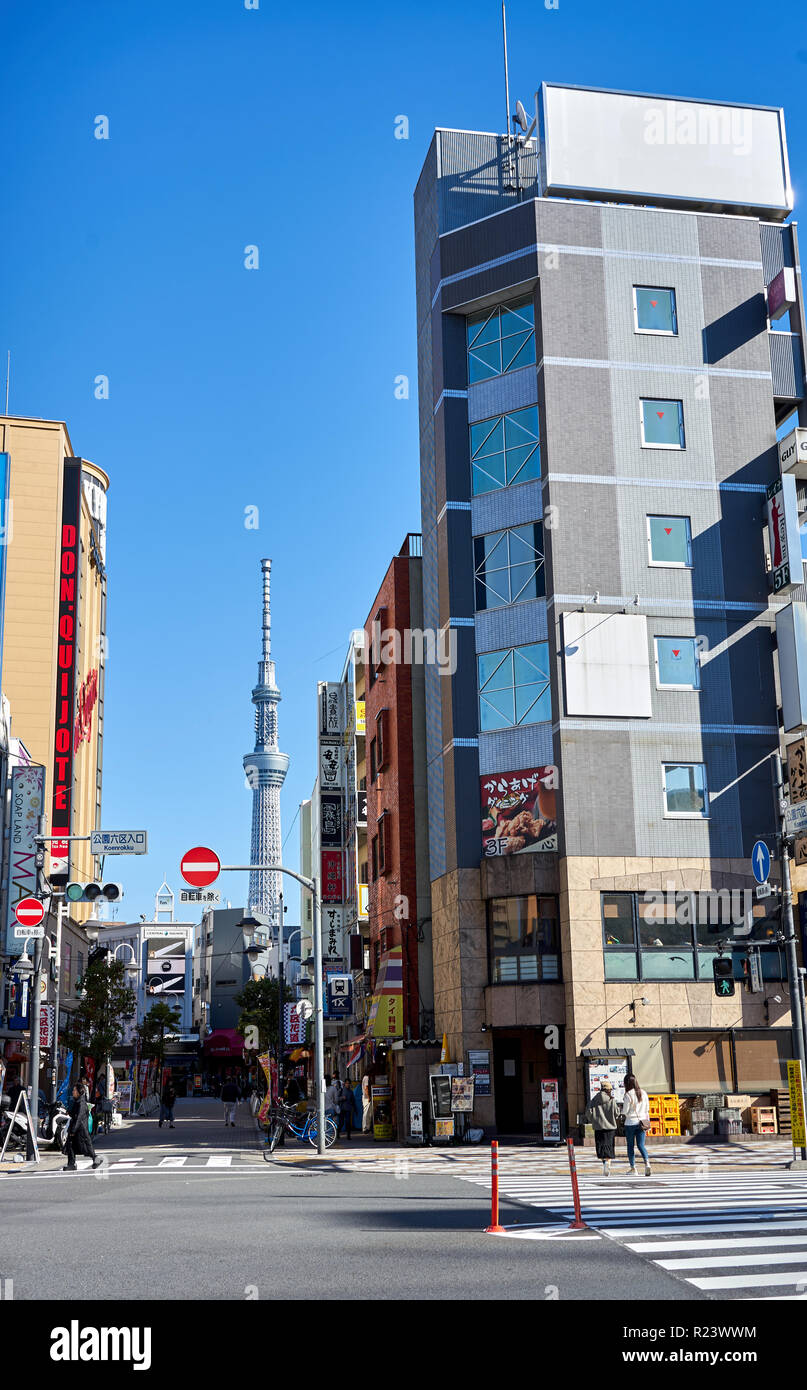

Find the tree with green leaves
[[234, 976, 294, 1059], [137, 1000, 183, 1083], [64, 955, 137, 1080]]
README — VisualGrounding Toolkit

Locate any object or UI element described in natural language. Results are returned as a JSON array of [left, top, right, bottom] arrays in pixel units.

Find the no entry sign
[[180, 847, 220, 888], [14, 897, 46, 929]]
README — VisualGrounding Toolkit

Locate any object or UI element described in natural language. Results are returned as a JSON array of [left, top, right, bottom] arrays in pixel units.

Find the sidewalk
[[1, 1096, 267, 1174]]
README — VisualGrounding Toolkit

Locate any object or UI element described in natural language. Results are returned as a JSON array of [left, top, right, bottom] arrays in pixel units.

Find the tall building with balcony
[[414, 85, 803, 1134]]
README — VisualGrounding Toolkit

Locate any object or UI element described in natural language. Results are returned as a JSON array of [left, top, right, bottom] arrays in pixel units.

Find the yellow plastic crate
[[663, 1120, 681, 1136]]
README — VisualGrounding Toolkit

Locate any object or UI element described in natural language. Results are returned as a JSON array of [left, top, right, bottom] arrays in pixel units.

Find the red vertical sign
[[50, 460, 82, 881]]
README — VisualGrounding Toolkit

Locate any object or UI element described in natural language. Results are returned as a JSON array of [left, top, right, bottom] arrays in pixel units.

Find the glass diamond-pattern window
[[467, 297, 536, 384], [478, 642, 551, 731], [474, 523, 545, 610], [470, 406, 540, 496]]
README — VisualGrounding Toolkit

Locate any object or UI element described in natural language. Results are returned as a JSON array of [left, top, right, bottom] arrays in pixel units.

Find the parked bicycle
[[263, 1103, 337, 1157]]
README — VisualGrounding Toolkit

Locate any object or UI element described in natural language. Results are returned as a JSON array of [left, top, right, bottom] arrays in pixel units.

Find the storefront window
[[671, 1031, 733, 1095], [734, 1031, 790, 1091], [608, 1031, 672, 1094], [489, 895, 561, 983]]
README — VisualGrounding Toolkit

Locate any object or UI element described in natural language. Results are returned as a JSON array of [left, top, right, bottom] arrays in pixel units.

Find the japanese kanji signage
[[90, 830, 148, 856], [322, 905, 345, 960], [321, 850, 344, 903], [766, 473, 801, 594], [481, 766, 558, 856], [788, 739, 807, 804]]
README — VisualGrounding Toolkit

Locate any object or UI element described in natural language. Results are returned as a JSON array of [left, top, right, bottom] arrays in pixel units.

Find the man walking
[[338, 1077, 355, 1142], [221, 1076, 239, 1127], [63, 1083, 102, 1172], [159, 1077, 177, 1129]]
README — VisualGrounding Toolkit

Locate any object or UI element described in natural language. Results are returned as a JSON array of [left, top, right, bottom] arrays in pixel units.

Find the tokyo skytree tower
[[243, 558, 289, 917]]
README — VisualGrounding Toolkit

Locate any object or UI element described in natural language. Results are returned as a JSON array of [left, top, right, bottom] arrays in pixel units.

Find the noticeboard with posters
[[450, 1076, 475, 1113], [480, 766, 557, 857], [115, 1081, 133, 1115], [468, 1050, 491, 1096], [434, 1117, 455, 1141], [585, 1058, 628, 1106], [540, 1079, 561, 1142]]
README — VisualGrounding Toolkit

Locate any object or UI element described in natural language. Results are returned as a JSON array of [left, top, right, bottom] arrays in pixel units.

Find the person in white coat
[[622, 1072, 651, 1175]]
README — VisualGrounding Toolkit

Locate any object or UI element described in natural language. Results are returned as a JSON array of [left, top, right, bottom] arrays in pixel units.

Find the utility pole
[[276, 892, 284, 1092], [774, 754, 807, 1165], [49, 897, 65, 1100], [27, 812, 49, 1154]]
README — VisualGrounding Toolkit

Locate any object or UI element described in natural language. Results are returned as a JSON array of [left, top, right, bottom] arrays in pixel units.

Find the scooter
[[0, 1094, 31, 1152], [39, 1098, 71, 1152]]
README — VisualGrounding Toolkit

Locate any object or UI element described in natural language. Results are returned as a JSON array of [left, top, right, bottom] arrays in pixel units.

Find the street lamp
[[217, 861, 326, 1155]]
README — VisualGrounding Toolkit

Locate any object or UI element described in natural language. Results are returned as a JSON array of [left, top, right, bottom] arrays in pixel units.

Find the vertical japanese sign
[[766, 473, 802, 594], [788, 1059, 806, 1148], [321, 851, 344, 903], [50, 460, 82, 881], [5, 764, 46, 956]]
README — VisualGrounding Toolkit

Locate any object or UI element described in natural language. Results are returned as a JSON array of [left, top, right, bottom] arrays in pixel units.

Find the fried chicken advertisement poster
[[480, 766, 558, 856]]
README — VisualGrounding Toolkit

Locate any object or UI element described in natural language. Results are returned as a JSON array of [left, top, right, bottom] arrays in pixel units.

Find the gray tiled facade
[[416, 127, 792, 877]]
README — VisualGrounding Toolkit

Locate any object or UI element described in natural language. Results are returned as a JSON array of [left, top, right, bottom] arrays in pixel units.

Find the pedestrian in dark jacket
[[159, 1080, 177, 1129], [64, 1085, 102, 1171], [584, 1078, 619, 1176], [338, 1078, 355, 1141], [221, 1078, 239, 1127]]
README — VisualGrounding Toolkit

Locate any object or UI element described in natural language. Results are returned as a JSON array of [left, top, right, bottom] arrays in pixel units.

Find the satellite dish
[[513, 100, 530, 134]]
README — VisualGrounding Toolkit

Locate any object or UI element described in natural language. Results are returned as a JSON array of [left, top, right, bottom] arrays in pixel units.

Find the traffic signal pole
[[774, 755, 807, 1166]]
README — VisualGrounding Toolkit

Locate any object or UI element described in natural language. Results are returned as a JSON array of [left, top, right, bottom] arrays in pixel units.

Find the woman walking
[[622, 1072, 652, 1176], [584, 1077, 619, 1176]]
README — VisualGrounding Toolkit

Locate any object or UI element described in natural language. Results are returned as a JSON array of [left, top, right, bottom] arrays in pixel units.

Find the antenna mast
[[4, 352, 9, 416], [501, 2, 511, 139]]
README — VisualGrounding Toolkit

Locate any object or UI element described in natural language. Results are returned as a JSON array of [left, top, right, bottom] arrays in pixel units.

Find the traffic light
[[713, 955, 735, 998], [65, 882, 123, 904]]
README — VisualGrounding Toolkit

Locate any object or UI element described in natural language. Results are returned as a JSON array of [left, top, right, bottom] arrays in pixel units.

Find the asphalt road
[[0, 1100, 699, 1301]]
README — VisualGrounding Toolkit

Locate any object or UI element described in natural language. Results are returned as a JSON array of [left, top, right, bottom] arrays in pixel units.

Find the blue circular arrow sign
[[751, 840, 771, 885]]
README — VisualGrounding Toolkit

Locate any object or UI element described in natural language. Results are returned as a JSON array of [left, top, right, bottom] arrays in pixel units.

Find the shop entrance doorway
[[492, 1028, 561, 1137]]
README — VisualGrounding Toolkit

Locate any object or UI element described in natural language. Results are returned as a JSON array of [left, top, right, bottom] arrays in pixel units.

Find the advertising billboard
[[5, 764, 46, 956], [480, 767, 557, 856], [321, 850, 344, 904], [146, 936, 187, 995], [320, 794, 343, 847], [538, 84, 792, 219], [50, 460, 83, 882]]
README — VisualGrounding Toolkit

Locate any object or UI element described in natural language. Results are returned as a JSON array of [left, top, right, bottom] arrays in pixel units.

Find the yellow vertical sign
[[788, 1060, 806, 1147]]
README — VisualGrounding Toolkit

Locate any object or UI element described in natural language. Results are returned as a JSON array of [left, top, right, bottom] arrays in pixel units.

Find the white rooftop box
[[538, 83, 792, 219]]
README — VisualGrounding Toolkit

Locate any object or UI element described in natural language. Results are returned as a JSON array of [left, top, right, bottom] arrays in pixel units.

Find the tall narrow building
[[243, 558, 289, 918]]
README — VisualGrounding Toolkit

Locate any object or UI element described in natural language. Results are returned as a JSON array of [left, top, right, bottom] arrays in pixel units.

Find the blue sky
[[2, 0, 805, 922]]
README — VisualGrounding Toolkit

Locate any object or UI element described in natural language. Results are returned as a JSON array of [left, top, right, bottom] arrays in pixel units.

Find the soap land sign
[[5, 764, 46, 957]]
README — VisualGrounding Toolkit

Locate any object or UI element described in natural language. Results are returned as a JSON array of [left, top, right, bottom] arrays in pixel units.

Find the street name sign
[[784, 800, 807, 836], [751, 840, 771, 885], [180, 847, 220, 888], [90, 830, 148, 856]]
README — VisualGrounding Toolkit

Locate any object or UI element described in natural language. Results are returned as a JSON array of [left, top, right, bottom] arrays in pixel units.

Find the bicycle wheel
[[267, 1122, 284, 1156], [308, 1116, 338, 1149]]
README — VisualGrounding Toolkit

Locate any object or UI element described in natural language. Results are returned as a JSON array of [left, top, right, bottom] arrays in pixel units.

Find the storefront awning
[[580, 1047, 635, 1058], [203, 1029, 245, 1057]]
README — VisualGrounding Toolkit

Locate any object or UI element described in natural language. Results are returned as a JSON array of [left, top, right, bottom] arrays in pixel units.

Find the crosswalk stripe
[[158, 1156, 188, 1167], [689, 1271, 807, 1290], [618, 1218, 807, 1238], [627, 1232, 807, 1252], [205, 1155, 231, 1167], [658, 1251, 807, 1270]]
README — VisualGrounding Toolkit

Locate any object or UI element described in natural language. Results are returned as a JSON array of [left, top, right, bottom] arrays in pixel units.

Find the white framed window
[[647, 515, 692, 568], [654, 637, 700, 690], [640, 398, 685, 449], [662, 762, 709, 818], [633, 286, 677, 336]]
